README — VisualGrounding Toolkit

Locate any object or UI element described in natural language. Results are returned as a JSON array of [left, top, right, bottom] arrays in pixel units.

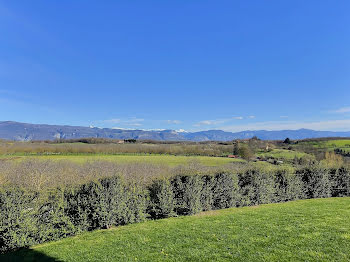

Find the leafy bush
[[0, 188, 74, 252], [148, 179, 175, 219], [0, 188, 38, 252], [1, 166, 350, 253], [35, 189, 75, 242], [212, 173, 239, 209], [0, 176, 147, 253], [274, 170, 304, 201], [64, 177, 146, 231], [200, 175, 215, 211], [329, 167, 350, 197], [238, 170, 276, 206], [172, 175, 203, 215], [296, 167, 331, 199]]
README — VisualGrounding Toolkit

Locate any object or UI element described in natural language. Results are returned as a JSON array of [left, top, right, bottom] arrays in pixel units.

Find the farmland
[[291, 139, 350, 160], [297, 139, 350, 152], [0, 137, 350, 260], [2, 1, 350, 261], [0, 137, 331, 167], [2, 198, 350, 262], [256, 148, 312, 160], [0, 154, 243, 167]]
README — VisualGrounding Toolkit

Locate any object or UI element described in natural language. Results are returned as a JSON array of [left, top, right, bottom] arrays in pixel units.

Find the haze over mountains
[[1, 121, 350, 142]]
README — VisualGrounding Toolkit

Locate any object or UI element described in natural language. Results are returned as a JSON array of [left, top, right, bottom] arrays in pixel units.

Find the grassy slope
[[321, 140, 350, 153], [315, 140, 350, 148], [0, 154, 243, 166], [3, 198, 350, 262], [299, 139, 350, 152]]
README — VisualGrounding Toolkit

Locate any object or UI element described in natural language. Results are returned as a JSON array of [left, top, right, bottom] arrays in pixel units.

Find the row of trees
[[1, 164, 349, 253], [334, 148, 350, 157], [0, 141, 239, 157]]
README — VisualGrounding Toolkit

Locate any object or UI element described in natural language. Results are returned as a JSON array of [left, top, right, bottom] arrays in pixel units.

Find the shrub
[[238, 170, 276, 206], [35, 189, 75, 242], [212, 173, 239, 209], [64, 177, 146, 231], [0, 188, 38, 252], [329, 167, 350, 197], [148, 179, 175, 219], [172, 175, 203, 215], [123, 183, 147, 224], [0, 187, 74, 252], [1, 165, 350, 253], [296, 167, 331, 199], [274, 170, 304, 202], [200, 175, 215, 211]]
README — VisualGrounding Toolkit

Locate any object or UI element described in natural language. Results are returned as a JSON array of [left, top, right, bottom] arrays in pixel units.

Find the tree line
[[1, 162, 349, 253]]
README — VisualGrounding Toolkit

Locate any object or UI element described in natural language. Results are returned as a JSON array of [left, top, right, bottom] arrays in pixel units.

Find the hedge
[[1, 167, 350, 253]]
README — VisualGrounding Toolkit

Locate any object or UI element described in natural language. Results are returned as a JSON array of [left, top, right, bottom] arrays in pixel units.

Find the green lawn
[[0, 154, 243, 167], [3, 198, 350, 262]]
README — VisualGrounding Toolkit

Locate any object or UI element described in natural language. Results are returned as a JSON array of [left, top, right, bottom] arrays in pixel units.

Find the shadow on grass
[[0, 248, 59, 262]]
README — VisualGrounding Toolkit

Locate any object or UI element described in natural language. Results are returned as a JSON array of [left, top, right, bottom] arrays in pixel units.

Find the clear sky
[[0, 0, 349, 132]]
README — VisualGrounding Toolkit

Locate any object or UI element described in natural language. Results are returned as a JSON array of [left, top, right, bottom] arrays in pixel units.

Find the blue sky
[[0, 0, 350, 132]]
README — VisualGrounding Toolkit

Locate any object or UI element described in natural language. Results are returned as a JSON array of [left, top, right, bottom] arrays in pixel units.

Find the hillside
[[1, 121, 350, 141], [3, 198, 349, 262]]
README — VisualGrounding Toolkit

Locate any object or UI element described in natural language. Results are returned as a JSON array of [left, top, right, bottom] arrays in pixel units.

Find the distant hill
[[1, 121, 350, 141]]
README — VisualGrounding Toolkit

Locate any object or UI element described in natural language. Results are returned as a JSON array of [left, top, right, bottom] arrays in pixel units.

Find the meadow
[[2, 198, 349, 262], [256, 149, 312, 161], [309, 139, 350, 148], [0, 154, 243, 167], [297, 139, 350, 152]]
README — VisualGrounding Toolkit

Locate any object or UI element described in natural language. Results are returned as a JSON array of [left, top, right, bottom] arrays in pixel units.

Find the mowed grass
[[3, 198, 350, 262], [0, 154, 243, 167]]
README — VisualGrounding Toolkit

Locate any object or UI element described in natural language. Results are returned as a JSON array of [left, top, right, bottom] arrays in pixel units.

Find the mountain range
[[1, 121, 350, 142]]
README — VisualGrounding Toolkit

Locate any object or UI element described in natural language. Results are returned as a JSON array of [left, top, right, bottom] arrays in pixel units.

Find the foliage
[[2, 198, 350, 262], [0, 140, 237, 157], [283, 137, 291, 144], [234, 143, 254, 160], [258, 149, 311, 161], [321, 151, 344, 167], [147, 179, 175, 219], [238, 170, 276, 206], [296, 166, 331, 198], [0, 178, 147, 253], [0, 162, 349, 253]]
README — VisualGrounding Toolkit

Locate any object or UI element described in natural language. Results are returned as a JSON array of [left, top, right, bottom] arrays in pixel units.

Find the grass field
[[3, 198, 350, 262], [0, 154, 244, 167], [320, 140, 350, 153], [257, 149, 311, 160], [299, 139, 350, 151], [315, 140, 350, 148], [295, 139, 350, 156]]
